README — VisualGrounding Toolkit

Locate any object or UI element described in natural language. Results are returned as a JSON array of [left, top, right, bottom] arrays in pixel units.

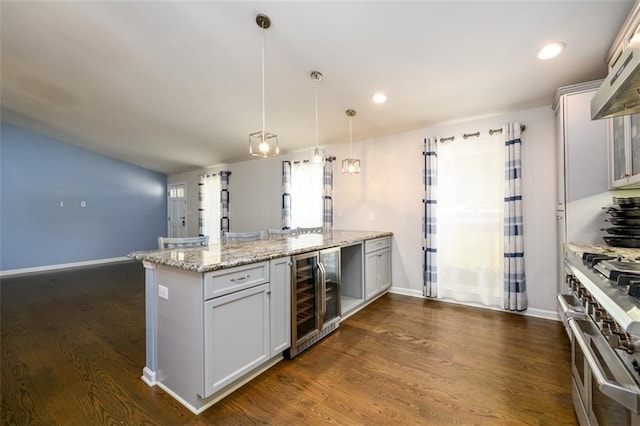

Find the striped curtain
[[198, 175, 206, 236], [220, 171, 231, 234], [282, 161, 292, 229], [503, 123, 527, 311], [323, 157, 334, 231], [422, 138, 438, 298]]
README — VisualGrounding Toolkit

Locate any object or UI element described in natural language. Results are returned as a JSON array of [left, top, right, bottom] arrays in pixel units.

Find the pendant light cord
[[315, 80, 319, 149], [349, 115, 353, 157], [261, 22, 266, 136]]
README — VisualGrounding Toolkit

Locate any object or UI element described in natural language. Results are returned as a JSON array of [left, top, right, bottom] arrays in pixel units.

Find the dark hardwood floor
[[1, 261, 576, 425]]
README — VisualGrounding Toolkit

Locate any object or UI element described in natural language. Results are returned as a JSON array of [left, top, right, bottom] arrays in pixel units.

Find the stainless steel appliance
[[559, 252, 640, 425], [285, 248, 340, 358], [592, 40, 640, 120]]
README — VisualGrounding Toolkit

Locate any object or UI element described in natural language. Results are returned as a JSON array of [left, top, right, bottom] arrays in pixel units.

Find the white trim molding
[[0, 257, 131, 278], [388, 286, 559, 321]]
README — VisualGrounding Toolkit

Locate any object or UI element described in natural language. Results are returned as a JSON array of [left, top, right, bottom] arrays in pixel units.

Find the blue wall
[[0, 124, 167, 271]]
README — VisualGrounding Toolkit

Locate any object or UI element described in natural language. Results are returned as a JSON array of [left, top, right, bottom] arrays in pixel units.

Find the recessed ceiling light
[[372, 92, 387, 104], [537, 42, 565, 60]]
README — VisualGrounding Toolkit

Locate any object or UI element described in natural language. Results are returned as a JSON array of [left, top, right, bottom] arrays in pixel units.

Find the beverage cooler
[[284, 247, 341, 359]]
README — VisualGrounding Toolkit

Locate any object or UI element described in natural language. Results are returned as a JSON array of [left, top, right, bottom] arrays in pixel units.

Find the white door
[[167, 183, 187, 238]]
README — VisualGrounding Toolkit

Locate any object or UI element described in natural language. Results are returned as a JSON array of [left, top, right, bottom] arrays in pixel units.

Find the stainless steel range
[[559, 251, 640, 425]]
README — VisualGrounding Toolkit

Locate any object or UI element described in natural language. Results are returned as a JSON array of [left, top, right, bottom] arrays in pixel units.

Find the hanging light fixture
[[249, 14, 279, 158], [342, 109, 361, 175], [309, 71, 326, 165]]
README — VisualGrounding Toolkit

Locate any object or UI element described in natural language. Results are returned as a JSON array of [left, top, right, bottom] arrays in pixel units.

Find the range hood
[[592, 42, 640, 120]]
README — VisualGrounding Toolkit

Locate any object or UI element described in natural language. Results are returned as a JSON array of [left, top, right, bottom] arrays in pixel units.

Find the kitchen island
[[130, 230, 392, 414]]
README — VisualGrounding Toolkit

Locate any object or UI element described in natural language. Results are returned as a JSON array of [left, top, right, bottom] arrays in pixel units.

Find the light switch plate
[[158, 285, 169, 300]]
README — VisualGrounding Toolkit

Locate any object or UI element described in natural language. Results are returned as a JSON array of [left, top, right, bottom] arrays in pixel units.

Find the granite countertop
[[566, 241, 640, 261], [130, 230, 392, 273]]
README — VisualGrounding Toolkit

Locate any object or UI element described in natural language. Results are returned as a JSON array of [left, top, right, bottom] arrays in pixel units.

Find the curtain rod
[[439, 124, 526, 143], [293, 156, 336, 164]]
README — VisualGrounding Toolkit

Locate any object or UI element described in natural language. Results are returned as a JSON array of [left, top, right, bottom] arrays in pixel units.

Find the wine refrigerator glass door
[[320, 247, 341, 325], [292, 252, 319, 344]]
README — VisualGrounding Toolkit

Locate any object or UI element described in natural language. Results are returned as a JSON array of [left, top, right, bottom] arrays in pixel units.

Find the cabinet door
[[556, 97, 566, 210], [631, 113, 640, 176], [269, 257, 291, 357], [612, 115, 627, 184], [203, 283, 270, 397], [563, 90, 609, 201], [365, 251, 379, 300], [378, 248, 391, 291], [365, 248, 392, 300]]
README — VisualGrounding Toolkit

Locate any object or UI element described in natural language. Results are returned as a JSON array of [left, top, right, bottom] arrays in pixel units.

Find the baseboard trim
[[156, 355, 284, 415], [141, 367, 157, 387], [389, 286, 423, 298], [388, 286, 559, 321], [0, 257, 132, 278]]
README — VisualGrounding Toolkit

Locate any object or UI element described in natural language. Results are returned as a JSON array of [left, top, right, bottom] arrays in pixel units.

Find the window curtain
[[503, 123, 527, 311], [437, 132, 504, 308], [220, 171, 231, 234], [198, 173, 221, 241], [423, 138, 438, 298], [323, 157, 334, 231], [282, 161, 292, 229]]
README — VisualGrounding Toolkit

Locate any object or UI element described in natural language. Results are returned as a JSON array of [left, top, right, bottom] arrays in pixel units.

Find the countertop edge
[[129, 230, 393, 273]]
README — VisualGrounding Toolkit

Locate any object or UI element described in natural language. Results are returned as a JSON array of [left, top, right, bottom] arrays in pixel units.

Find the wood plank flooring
[[1, 261, 576, 425]]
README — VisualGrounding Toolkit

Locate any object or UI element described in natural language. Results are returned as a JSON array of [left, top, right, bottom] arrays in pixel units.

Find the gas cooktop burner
[[582, 252, 616, 267], [594, 259, 640, 281]]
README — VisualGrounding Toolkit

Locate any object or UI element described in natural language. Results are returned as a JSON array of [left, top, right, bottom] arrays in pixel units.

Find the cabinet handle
[[230, 274, 250, 282]]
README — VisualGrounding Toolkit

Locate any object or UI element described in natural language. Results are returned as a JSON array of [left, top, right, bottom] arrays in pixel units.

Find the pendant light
[[249, 14, 279, 158], [309, 71, 326, 165], [342, 109, 361, 175]]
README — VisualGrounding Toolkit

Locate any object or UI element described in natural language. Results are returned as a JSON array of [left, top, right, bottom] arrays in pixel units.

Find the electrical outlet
[[368, 212, 375, 221], [158, 285, 169, 300], [59, 201, 64, 208], [81, 201, 87, 208]]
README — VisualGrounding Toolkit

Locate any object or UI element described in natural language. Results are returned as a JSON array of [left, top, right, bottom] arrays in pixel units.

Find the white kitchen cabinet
[[554, 82, 609, 206], [203, 283, 270, 397], [269, 257, 291, 356], [608, 113, 640, 188], [155, 259, 292, 411], [604, 3, 640, 188], [553, 82, 608, 291], [364, 237, 391, 300]]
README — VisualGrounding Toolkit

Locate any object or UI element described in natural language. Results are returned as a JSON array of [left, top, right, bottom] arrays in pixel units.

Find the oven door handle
[[568, 317, 640, 414], [556, 294, 585, 319]]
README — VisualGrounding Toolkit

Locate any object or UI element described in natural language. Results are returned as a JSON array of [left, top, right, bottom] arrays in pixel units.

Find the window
[[200, 174, 221, 241], [169, 186, 185, 198], [437, 135, 504, 308], [290, 162, 323, 228]]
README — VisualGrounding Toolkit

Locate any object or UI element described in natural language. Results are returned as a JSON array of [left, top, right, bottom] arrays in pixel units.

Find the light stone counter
[[130, 230, 392, 273], [566, 241, 640, 261]]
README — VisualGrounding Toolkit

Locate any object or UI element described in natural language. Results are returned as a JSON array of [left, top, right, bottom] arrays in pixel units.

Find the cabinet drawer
[[365, 237, 390, 254], [204, 262, 269, 300]]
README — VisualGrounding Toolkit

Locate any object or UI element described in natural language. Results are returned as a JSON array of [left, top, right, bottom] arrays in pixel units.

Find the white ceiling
[[0, 1, 634, 174]]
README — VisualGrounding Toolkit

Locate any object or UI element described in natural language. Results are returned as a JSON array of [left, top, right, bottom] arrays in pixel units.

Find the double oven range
[[559, 248, 640, 425]]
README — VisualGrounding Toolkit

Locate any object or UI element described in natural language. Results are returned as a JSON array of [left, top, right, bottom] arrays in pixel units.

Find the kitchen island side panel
[[156, 265, 204, 409]]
